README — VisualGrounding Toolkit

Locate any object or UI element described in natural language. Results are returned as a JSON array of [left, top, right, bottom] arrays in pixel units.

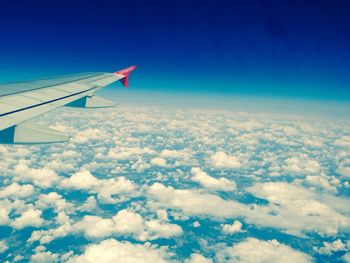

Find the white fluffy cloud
[[60, 170, 135, 204], [147, 180, 348, 239], [185, 253, 213, 263], [68, 239, 171, 263], [151, 157, 167, 167], [14, 162, 60, 188], [30, 246, 58, 263], [191, 167, 236, 191], [160, 149, 190, 159], [72, 128, 108, 144], [210, 151, 241, 169], [79, 196, 98, 212], [147, 183, 245, 218], [29, 223, 72, 244], [60, 170, 99, 190], [107, 146, 154, 160], [282, 156, 320, 175], [221, 220, 244, 234], [246, 182, 350, 236], [73, 209, 182, 242], [316, 239, 350, 255], [0, 206, 10, 225], [145, 220, 183, 239], [35, 192, 73, 214], [96, 177, 136, 204], [0, 183, 35, 199], [305, 174, 339, 192], [12, 208, 44, 229], [216, 238, 311, 263], [74, 215, 115, 240]]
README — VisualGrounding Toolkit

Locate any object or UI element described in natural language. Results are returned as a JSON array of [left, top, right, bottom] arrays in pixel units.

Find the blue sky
[[0, 0, 349, 101]]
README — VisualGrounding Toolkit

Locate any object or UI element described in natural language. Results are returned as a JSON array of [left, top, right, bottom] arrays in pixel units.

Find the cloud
[[67, 239, 171, 263], [216, 238, 311, 263], [95, 177, 136, 204], [71, 128, 108, 144], [246, 182, 350, 236], [74, 215, 115, 240], [282, 156, 320, 175], [60, 170, 136, 204], [0, 202, 10, 225], [160, 149, 190, 159], [111, 209, 147, 240], [36, 192, 73, 214], [79, 196, 98, 212], [74, 209, 182, 241], [185, 253, 213, 263], [107, 146, 154, 160], [30, 209, 183, 245], [221, 220, 244, 234], [191, 167, 236, 192], [210, 151, 241, 169], [52, 150, 81, 159], [0, 183, 35, 199], [29, 223, 72, 244], [305, 174, 339, 192], [1, 104, 350, 262], [334, 136, 350, 147], [60, 170, 99, 190], [151, 157, 167, 167], [13, 255, 25, 262], [12, 208, 44, 229], [316, 239, 349, 255], [0, 240, 8, 254], [145, 220, 183, 239], [14, 162, 60, 188], [343, 252, 350, 263], [30, 246, 58, 263], [147, 183, 245, 219], [337, 167, 350, 178]]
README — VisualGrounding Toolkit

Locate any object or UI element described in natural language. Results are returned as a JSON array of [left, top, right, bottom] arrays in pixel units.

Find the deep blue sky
[[0, 0, 349, 101]]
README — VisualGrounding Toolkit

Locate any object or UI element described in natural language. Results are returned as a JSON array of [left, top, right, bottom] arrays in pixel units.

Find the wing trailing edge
[[0, 122, 69, 144], [65, 95, 116, 108]]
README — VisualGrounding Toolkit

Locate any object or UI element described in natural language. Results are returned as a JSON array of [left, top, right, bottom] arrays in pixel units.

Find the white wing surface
[[0, 66, 137, 144]]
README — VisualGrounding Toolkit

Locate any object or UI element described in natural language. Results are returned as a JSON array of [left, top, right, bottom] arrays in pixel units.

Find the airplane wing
[[0, 65, 137, 144]]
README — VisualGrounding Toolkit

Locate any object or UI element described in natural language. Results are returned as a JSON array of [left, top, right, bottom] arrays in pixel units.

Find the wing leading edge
[[0, 66, 137, 144]]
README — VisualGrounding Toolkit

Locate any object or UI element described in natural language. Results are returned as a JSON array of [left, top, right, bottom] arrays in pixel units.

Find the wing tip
[[114, 65, 137, 75], [114, 65, 137, 87]]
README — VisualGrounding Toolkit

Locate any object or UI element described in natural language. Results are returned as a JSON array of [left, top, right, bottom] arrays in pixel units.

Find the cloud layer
[[0, 105, 349, 262]]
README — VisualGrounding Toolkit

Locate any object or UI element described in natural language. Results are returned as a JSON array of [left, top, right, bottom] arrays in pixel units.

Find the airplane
[[0, 66, 137, 144]]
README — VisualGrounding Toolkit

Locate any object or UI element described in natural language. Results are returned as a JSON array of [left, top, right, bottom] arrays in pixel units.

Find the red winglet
[[114, 65, 137, 87]]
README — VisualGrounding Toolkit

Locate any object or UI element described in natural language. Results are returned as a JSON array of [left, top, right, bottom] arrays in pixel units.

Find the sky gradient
[[0, 0, 349, 101]]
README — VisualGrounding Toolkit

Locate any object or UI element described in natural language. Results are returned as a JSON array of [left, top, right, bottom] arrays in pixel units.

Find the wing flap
[[0, 122, 69, 144], [66, 95, 115, 108]]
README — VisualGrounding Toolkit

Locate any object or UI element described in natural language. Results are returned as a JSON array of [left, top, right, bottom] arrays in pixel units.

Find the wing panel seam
[[0, 73, 103, 98], [0, 87, 98, 118]]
